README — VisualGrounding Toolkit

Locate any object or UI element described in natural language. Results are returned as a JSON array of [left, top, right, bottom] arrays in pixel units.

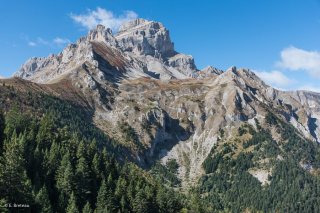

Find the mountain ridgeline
[[1, 18, 320, 212]]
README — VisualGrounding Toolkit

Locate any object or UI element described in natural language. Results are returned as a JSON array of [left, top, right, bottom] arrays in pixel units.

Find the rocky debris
[[249, 169, 271, 186]]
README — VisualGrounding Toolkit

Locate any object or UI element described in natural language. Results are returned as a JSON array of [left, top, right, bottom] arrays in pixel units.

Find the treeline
[[200, 112, 320, 212], [0, 90, 185, 213]]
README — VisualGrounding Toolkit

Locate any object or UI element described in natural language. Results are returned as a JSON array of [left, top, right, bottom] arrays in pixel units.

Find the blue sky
[[0, 0, 320, 92]]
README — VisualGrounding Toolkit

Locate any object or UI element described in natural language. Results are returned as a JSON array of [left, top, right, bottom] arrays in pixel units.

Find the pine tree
[[115, 177, 127, 198], [66, 192, 79, 213], [156, 187, 182, 213], [133, 190, 149, 213], [56, 151, 76, 208], [0, 132, 33, 204], [4, 106, 29, 137], [88, 139, 98, 160], [36, 113, 55, 150], [46, 141, 60, 177], [35, 186, 53, 213], [0, 198, 9, 213], [96, 179, 108, 211], [82, 201, 92, 213], [120, 195, 128, 213], [76, 140, 87, 160], [0, 110, 5, 152], [92, 153, 103, 180], [76, 153, 93, 208], [96, 179, 116, 212]]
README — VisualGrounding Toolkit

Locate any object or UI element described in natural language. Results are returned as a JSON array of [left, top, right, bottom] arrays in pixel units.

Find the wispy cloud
[[0, 75, 6, 79], [28, 41, 37, 47], [254, 70, 294, 88], [27, 37, 70, 47], [277, 46, 320, 78], [70, 7, 138, 32], [298, 85, 320, 93], [255, 46, 320, 93], [53, 37, 71, 46]]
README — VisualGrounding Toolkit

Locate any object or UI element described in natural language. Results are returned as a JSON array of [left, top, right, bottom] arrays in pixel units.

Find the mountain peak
[[118, 18, 153, 32], [116, 18, 175, 57], [226, 66, 237, 74], [87, 24, 117, 45]]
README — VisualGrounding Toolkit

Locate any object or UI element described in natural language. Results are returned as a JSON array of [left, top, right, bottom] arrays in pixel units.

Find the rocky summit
[[13, 18, 320, 187]]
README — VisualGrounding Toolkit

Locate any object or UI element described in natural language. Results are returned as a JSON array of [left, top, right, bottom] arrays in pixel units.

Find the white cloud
[[298, 85, 320, 93], [70, 7, 138, 32], [28, 41, 37, 47], [53, 37, 70, 46], [26, 37, 70, 48], [37, 37, 50, 45], [277, 46, 320, 78], [254, 70, 294, 88]]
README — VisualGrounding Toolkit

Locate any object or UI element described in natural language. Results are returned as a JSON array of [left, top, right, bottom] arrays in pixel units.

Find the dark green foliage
[[199, 113, 320, 212], [238, 124, 255, 137], [166, 159, 179, 174], [35, 186, 53, 213], [66, 192, 79, 213], [156, 187, 183, 213], [265, 112, 278, 125], [203, 152, 223, 173], [82, 202, 92, 213], [118, 121, 143, 149], [0, 132, 33, 206], [243, 128, 271, 148], [151, 160, 181, 187], [0, 110, 4, 151], [0, 89, 185, 212]]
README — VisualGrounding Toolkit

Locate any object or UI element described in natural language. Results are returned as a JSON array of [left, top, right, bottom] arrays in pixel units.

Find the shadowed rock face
[[13, 18, 320, 186]]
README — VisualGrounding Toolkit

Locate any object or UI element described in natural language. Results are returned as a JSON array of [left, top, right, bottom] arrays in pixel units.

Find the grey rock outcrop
[[87, 24, 117, 45], [116, 18, 175, 57], [193, 66, 223, 78]]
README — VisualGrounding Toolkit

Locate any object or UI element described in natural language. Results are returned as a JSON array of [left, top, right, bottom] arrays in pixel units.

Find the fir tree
[[82, 201, 92, 213], [35, 186, 53, 213], [96, 179, 116, 212], [56, 151, 76, 208], [0, 132, 33, 204], [76, 154, 93, 208], [66, 192, 79, 213], [133, 190, 149, 213], [0, 110, 4, 152]]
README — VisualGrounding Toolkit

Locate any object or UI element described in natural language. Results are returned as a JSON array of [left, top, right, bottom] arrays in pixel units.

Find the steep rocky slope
[[13, 18, 320, 187]]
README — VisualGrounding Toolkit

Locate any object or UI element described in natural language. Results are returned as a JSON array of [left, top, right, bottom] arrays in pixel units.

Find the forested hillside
[[200, 113, 320, 212], [0, 84, 187, 212], [2, 75, 320, 213]]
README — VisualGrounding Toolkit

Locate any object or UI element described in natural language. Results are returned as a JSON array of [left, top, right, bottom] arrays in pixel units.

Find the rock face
[[14, 18, 320, 186], [15, 18, 198, 82], [116, 18, 175, 57]]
